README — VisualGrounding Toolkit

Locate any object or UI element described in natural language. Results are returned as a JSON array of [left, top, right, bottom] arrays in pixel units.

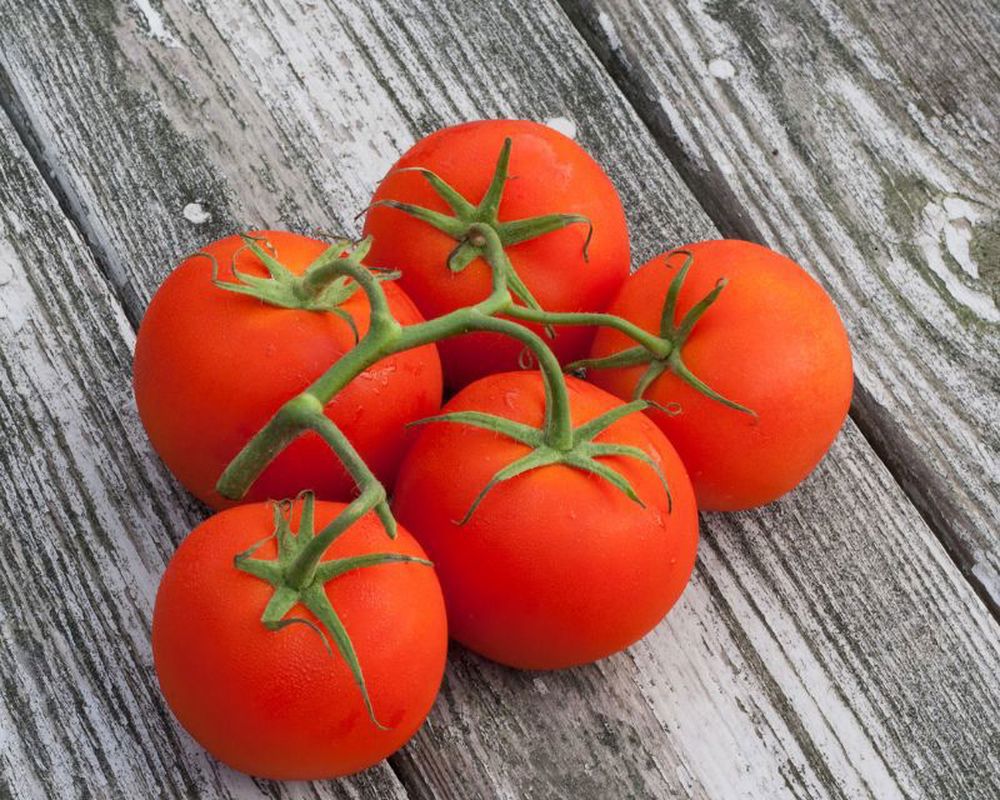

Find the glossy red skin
[[133, 231, 442, 509], [392, 372, 698, 670], [152, 501, 447, 780], [363, 119, 630, 389], [589, 240, 853, 511]]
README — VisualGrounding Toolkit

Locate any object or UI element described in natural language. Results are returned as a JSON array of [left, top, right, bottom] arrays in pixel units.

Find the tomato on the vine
[[392, 371, 698, 670], [363, 119, 630, 389], [153, 500, 447, 779], [587, 240, 853, 510], [133, 231, 442, 509]]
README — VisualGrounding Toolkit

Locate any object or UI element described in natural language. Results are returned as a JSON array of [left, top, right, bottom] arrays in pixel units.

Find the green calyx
[[206, 234, 399, 340], [234, 492, 432, 729], [568, 250, 756, 415], [409, 398, 678, 525], [368, 137, 592, 328]]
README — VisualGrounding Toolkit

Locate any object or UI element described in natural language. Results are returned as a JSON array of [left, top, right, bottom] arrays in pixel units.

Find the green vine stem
[[217, 233, 750, 513]]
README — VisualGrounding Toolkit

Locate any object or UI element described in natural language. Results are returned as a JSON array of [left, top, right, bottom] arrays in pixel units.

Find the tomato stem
[[233, 492, 432, 728]]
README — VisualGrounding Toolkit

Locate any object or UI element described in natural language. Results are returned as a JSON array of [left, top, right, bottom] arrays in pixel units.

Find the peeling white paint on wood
[[708, 58, 734, 80], [182, 200, 211, 224], [544, 115, 577, 139], [132, 0, 180, 48]]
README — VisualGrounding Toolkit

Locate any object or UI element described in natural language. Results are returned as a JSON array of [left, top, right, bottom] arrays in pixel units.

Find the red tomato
[[363, 119, 630, 389], [588, 240, 853, 510], [392, 372, 698, 670], [133, 231, 442, 509], [152, 501, 447, 779]]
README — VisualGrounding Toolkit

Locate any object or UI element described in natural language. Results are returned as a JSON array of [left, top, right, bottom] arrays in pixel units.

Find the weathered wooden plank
[[0, 1, 998, 798], [0, 105, 408, 800], [563, 0, 1000, 612]]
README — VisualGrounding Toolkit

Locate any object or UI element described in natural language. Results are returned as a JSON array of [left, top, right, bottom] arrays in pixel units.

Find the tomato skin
[[133, 231, 442, 509], [588, 240, 853, 510], [363, 119, 630, 389], [152, 501, 447, 780], [391, 372, 698, 670]]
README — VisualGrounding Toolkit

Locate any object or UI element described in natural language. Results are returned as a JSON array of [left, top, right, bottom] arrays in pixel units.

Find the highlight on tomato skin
[[587, 239, 854, 511], [392, 371, 699, 671], [363, 119, 631, 390], [132, 230, 443, 510], [152, 501, 448, 781]]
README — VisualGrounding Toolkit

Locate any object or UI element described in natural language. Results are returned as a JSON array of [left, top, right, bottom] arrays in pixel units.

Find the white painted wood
[[565, 0, 1000, 611], [0, 108, 408, 800], [0, 1, 998, 798]]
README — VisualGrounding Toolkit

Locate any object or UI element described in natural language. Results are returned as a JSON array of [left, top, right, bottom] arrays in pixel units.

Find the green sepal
[[231, 493, 433, 729], [585, 442, 673, 512], [497, 214, 593, 261], [300, 583, 388, 731], [433, 398, 673, 524], [668, 352, 756, 416], [369, 137, 593, 316], [209, 235, 390, 326], [363, 199, 467, 239], [389, 166, 476, 216], [660, 250, 694, 336], [566, 248, 756, 416], [458, 447, 564, 525], [573, 399, 650, 441], [408, 409, 542, 446], [314, 552, 432, 583], [564, 451, 643, 506], [633, 359, 670, 401]]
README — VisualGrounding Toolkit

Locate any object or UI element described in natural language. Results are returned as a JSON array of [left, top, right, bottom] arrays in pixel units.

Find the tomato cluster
[[134, 120, 852, 780]]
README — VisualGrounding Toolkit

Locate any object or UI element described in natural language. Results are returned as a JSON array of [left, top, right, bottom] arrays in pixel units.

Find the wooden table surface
[[0, 1, 997, 798]]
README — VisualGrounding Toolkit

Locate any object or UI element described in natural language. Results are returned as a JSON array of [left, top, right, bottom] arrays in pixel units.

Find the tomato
[[588, 240, 853, 510], [391, 372, 698, 670], [133, 231, 442, 509], [152, 500, 447, 779], [363, 119, 630, 389]]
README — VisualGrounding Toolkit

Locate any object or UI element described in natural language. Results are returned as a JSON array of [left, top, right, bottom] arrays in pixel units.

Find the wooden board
[[0, 0, 998, 797], [563, 0, 1000, 613], [0, 110, 406, 799]]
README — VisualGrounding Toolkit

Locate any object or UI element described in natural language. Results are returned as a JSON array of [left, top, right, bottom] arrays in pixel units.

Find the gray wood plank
[[0, 103, 407, 800], [0, 1, 998, 798], [563, 0, 1000, 612]]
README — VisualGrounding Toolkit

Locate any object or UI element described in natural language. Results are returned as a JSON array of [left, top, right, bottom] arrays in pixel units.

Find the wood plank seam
[[0, 65, 142, 333]]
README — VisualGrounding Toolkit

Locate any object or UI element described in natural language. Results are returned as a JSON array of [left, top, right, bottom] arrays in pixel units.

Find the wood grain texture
[[563, 0, 1000, 612], [0, 0, 998, 798], [0, 109, 408, 800]]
